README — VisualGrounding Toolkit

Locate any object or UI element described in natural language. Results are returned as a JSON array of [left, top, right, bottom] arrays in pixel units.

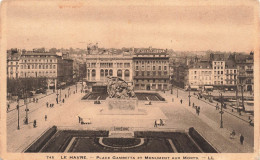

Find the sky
[[3, 0, 258, 52]]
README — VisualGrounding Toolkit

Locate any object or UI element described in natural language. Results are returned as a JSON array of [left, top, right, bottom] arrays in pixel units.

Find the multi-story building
[[224, 60, 238, 90], [187, 62, 212, 88], [19, 52, 73, 87], [85, 51, 134, 85], [133, 47, 170, 90], [7, 51, 21, 79], [210, 54, 226, 88], [235, 52, 254, 91]]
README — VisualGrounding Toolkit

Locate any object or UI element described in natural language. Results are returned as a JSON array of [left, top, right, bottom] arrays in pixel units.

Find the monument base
[[99, 98, 147, 115]]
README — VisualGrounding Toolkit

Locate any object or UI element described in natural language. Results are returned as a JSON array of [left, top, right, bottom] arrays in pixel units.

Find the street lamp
[[219, 92, 224, 128], [188, 85, 191, 106], [56, 87, 59, 104], [16, 99, 20, 130], [59, 88, 61, 101], [177, 87, 178, 98]]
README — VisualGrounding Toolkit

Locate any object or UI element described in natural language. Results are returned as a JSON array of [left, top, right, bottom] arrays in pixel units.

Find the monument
[[100, 76, 145, 115]]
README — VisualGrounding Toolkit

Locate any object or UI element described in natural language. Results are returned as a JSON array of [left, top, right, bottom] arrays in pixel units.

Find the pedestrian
[[192, 103, 195, 108], [62, 99, 65, 103], [78, 116, 81, 123], [45, 115, 47, 121], [36, 98, 38, 103], [216, 103, 219, 110], [52, 103, 54, 107], [33, 120, 37, 128], [240, 134, 244, 145], [180, 99, 183, 104], [154, 120, 157, 128], [33, 98, 35, 103], [46, 102, 49, 108], [56, 98, 58, 104], [198, 106, 200, 115], [65, 94, 67, 98]]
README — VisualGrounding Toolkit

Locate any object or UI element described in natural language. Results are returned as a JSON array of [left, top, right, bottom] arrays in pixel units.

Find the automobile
[[36, 88, 46, 94]]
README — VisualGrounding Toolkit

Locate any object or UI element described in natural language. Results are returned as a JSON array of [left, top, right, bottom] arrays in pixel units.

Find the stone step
[[109, 131, 135, 138]]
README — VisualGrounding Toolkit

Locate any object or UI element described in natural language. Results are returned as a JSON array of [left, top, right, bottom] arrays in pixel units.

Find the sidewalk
[[160, 90, 254, 152], [170, 87, 254, 124], [7, 90, 56, 113]]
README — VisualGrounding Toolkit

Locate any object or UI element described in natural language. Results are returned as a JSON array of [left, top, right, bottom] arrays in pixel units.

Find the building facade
[[133, 47, 170, 90], [85, 52, 133, 85], [19, 52, 73, 87], [187, 62, 213, 87], [235, 53, 254, 91], [7, 51, 21, 79]]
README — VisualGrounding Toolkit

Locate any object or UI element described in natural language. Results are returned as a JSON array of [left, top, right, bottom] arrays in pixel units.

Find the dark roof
[[189, 62, 212, 69], [22, 52, 59, 56], [7, 52, 21, 59], [225, 60, 237, 69]]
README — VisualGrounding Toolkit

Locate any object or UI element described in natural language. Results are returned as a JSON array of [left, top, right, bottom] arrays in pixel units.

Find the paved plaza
[[6, 85, 254, 153]]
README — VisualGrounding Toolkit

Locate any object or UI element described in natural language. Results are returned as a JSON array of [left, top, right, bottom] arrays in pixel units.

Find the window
[[221, 71, 223, 74], [117, 70, 122, 78], [135, 71, 139, 76], [164, 66, 167, 70], [109, 69, 113, 76], [39, 65, 41, 69], [21, 65, 23, 69], [142, 71, 144, 76], [153, 66, 156, 70], [53, 65, 56, 69], [159, 66, 161, 70], [147, 71, 150, 76], [136, 66, 139, 70]]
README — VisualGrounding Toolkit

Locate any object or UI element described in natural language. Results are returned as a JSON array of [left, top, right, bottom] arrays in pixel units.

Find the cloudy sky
[[4, 0, 257, 52]]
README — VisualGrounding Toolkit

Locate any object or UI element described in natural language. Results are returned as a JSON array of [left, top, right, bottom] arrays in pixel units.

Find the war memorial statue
[[106, 76, 135, 99]]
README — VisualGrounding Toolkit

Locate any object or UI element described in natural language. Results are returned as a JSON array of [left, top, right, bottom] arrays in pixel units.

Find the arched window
[[100, 69, 104, 80], [125, 70, 130, 81], [109, 69, 113, 76], [117, 69, 122, 78], [87, 69, 90, 80], [91, 70, 96, 80], [105, 69, 108, 77]]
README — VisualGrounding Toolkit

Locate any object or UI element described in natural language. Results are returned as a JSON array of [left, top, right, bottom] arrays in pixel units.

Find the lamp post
[[16, 99, 20, 130], [188, 85, 191, 106], [219, 92, 224, 128], [56, 87, 59, 104], [241, 84, 245, 111], [59, 88, 61, 101]]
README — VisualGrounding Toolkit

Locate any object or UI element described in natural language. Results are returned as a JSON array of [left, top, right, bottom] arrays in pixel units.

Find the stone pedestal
[[100, 98, 146, 115]]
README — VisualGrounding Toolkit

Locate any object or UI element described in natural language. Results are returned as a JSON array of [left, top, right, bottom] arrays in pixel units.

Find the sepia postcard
[[0, 0, 259, 160]]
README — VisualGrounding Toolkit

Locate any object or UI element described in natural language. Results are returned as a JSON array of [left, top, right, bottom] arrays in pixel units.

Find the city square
[[1, 1, 258, 159]]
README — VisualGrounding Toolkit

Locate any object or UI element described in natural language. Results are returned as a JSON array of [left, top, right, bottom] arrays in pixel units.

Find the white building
[[187, 62, 212, 88], [85, 52, 133, 85]]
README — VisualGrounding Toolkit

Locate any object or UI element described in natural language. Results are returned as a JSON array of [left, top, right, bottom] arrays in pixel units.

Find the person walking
[[65, 94, 67, 98], [7, 103, 10, 112], [62, 99, 65, 103], [154, 120, 157, 128], [192, 103, 195, 108], [78, 116, 81, 123], [240, 134, 244, 145], [46, 102, 49, 108], [216, 103, 219, 110], [45, 115, 47, 121], [56, 98, 58, 104], [180, 99, 183, 104], [197, 106, 200, 115]]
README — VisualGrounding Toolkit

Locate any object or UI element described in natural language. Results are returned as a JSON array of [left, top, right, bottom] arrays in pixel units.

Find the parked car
[[36, 88, 46, 94]]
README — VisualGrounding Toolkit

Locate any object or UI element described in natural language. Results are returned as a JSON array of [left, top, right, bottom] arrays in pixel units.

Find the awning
[[205, 86, 213, 89]]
